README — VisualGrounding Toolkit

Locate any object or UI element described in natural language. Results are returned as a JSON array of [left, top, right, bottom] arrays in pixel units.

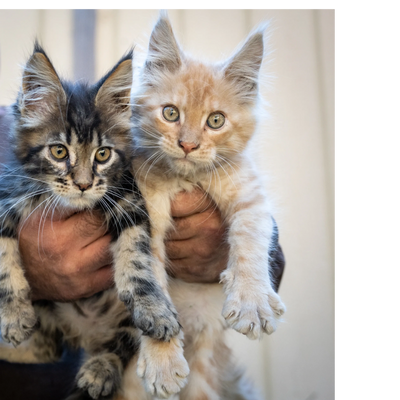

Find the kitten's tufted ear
[[223, 29, 265, 101], [145, 11, 182, 73], [20, 42, 66, 119], [95, 50, 133, 115]]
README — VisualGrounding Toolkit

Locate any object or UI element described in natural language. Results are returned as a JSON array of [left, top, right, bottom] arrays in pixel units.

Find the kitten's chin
[[58, 194, 99, 210], [169, 157, 199, 176]]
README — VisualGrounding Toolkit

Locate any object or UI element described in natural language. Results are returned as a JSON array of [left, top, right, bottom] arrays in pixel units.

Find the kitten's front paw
[[134, 299, 180, 342], [120, 290, 180, 341], [137, 335, 189, 398], [76, 354, 122, 399], [0, 299, 37, 347], [222, 288, 285, 340]]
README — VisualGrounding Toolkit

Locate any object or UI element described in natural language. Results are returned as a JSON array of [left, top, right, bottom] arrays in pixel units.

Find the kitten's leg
[[130, 187, 189, 398], [220, 190, 286, 339], [0, 300, 64, 364], [69, 323, 141, 400], [0, 327, 62, 363], [0, 237, 36, 346], [73, 353, 123, 400], [113, 223, 180, 341]]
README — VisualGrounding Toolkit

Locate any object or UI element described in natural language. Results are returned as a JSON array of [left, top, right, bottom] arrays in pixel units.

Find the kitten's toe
[[77, 354, 122, 399], [138, 335, 189, 397], [0, 301, 37, 346], [223, 299, 262, 340], [222, 304, 241, 325], [268, 291, 286, 316], [133, 301, 180, 341], [222, 288, 285, 339]]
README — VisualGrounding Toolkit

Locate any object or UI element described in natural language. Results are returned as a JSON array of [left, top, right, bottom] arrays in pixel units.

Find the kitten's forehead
[[155, 62, 232, 114], [64, 83, 101, 145]]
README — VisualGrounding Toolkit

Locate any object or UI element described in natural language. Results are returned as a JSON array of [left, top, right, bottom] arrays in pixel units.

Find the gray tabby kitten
[[0, 44, 181, 400]]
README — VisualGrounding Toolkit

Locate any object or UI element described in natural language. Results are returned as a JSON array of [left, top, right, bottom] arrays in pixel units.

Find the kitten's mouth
[[177, 155, 195, 163]]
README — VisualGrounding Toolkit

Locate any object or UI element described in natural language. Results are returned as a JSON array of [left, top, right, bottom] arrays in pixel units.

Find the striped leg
[[112, 224, 180, 341], [0, 237, 36, 347], [67, 322, 141, 400]]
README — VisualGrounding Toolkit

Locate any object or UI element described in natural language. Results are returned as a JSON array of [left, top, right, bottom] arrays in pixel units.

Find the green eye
[[50, 145, 68, 160], [207, 112, 225, 129], [95, 148, 111, 163], [163, 105, 180, 122]]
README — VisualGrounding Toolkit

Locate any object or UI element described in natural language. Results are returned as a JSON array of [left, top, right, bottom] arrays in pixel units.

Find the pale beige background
[[0, 9, 334, 400]]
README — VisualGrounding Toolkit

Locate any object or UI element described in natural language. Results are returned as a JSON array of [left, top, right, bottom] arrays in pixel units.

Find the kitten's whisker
[[143, 152, 165, 189], [0, 189, 53, 222], [16, 191, 55, 236], [134, 150, 162, 178], [214, 158, 238, 190], [37, 194, 57, 259], [215, 155, 242, 184], [104, 194, 136, 230], [0, 174, 49, 186], [106, 189, 150, 219], [99, 197, 123, 236], [50, 194, 62, 232]]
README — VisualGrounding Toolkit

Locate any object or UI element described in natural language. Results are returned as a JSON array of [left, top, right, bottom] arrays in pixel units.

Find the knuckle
[[59, 260, 79, 276]]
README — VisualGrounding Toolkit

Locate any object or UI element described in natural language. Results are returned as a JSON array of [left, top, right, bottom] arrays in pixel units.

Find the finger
[[170, 189, 215, 217], [84, 266, 115, 298], [167, 207, 222, 241], [64, 210, 108, 247], [18, 209, 108, 250], [166, 238, 193, 260], [78, 234, 113, 272]]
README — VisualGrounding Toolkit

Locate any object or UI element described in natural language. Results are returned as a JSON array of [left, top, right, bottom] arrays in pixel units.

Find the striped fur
[[118, 14, 286, 399], [0, 44, 182, 399]]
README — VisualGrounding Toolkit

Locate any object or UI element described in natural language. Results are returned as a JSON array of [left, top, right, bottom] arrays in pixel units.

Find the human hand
[[19, 190, 228, 302], [19, 209, 113, 302], [165, 189, 229, 283]]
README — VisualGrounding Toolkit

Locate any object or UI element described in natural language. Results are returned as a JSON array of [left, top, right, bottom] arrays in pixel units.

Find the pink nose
[[178, 140, 200, 154], [74, 182, 93, 192]]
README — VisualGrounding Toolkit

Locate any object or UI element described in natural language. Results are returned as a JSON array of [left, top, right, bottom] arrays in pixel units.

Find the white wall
[[0, 9, 334, 400]]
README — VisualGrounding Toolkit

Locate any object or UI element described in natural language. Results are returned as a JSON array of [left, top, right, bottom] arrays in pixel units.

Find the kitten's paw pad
[[222, 290, 285, 339], [137, 337, 189, 398], [77, 356, 122, 399], [0, 301, 37, 347]]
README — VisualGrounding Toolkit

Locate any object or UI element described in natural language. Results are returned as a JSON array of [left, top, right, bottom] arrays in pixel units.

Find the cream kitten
[[118, 13, 286, 400]]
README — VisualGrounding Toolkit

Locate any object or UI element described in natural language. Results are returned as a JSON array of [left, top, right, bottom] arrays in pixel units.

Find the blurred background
[[0, 9, 334, 400]]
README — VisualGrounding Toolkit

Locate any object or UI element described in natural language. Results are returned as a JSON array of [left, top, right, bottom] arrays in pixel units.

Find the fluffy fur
[[0, 44, 183, 400], [117, 13, 286, 400]]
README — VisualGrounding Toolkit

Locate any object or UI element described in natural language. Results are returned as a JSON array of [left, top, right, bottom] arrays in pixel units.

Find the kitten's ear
[[20, 42, 65, 118], [145, 11, 182, 73], [223, 29, 265, 101], [95, 50, 133, 115]]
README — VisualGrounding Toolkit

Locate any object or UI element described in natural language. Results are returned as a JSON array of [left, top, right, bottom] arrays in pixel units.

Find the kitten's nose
[[178, 140, 200, 154], [73, 181, 93, 192]]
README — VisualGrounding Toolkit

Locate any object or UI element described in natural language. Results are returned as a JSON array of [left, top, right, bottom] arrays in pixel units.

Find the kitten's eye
[[50, 145, 68, 160], [95, 147, 111, 163], [207, 112, 225, 130], [163, 106, 180, 122]]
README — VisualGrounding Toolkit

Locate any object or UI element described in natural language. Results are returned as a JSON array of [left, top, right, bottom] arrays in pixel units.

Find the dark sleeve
[[0, 347, 82, 400], [269, 217, 285, 292], [270, 242, 285, 292]]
